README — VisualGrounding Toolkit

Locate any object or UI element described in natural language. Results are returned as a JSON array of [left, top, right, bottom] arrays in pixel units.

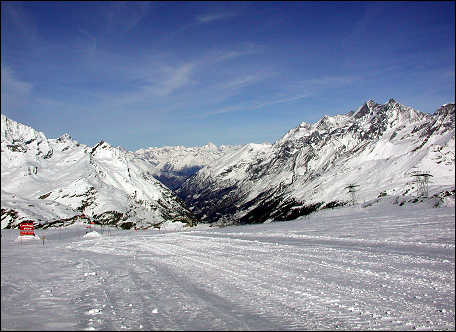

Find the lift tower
[[345, 184, 360, 206], [411, 171, 433, 198]]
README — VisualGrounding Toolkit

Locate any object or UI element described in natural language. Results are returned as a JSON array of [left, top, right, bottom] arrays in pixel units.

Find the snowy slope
[[134, 143, 242, 190], [1, 114, 195, 229], [178, 99, 455, 224], [1, 197, 454, 330]]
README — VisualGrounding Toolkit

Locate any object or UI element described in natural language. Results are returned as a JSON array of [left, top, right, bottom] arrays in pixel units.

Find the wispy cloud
[[196, 12, 237, 24], [211, 43, 263, 63], [159, 10, 238, 42], [3, 3, 41, 48], [1, 66, 32, 96], [105, 43, 263, 101], [83, 60, 198, 112], [219, 71, 272, 91], [104, 2, 151, 33], [75, 28, 98, 57], [1, 65, 70, 117], [294, 75, 356, 87], [222, 75, 261, 90], [1, 65, 35, 116], [35, 97, 68, 109], [151, 62, 196, 96], [246, 93, 313, 113], [340, 5, 384, 51], [199, 93, 312, 118]]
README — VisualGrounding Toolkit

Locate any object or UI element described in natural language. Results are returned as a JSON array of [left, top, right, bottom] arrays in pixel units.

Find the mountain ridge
[[1, 114, 196, 229], [176, 99, 455, 224], [1, 99, 454, 228]]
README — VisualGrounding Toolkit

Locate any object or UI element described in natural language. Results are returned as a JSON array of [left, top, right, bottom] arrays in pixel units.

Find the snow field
[[1, 201, 454, 330]]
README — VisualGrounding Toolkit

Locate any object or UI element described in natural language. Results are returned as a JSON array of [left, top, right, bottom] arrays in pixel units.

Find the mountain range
[[1, 114, 195, 229], [1, 99, 454, 229], [176, 99, 454, 224]]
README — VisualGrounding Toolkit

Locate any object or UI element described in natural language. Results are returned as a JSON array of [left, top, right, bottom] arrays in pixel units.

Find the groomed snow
[[1, 199, 454, 330], [13, 235, 40, 242], [82, 231, 102, 239]]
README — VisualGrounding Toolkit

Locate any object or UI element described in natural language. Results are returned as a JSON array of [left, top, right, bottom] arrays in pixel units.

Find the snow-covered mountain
[[178, 99, 455, 224], [1, 114, 196, 229], [2, 98, 454, 229], [134, 143, 242, 190]]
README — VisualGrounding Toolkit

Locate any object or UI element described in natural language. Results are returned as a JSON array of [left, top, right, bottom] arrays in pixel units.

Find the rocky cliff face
[[1, 114, 196, 229], [177, 99, 455, 224]]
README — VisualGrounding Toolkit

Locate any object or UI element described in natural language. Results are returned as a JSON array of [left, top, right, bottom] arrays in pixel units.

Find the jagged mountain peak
[[315, 113, 350, 130], [90, 140, 119, 155], [1, 114, 196, 229], [54, 133, 80, 148], [387, 97, 397, 104], [282, 99, 421, 143], [1, 114, 53, 158], [1, 113, 46, 143], [351, 99, 426, 125], [177, 100, 455, 224], [57, 133, 72, 141], [352, 102, 371, 119], [366, 99, 378, 109], [435, 103, 455, 118], [203, 142, 218, 150]]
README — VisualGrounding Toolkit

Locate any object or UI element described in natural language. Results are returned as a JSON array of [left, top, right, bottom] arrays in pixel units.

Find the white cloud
[[4, 4, 40, 43], [150, 63, 196, 96], [221, 74, 267, 90], [212, 44, 263, 63], [86, 61, 197, 111], [1, 66, 33, 111], [199, 93, 312, 118], [35, 97, 67, 108], [1, 66, 32, 95], [251, 93, 312, 109], [295, 75, 356, 87], [76, 28, 98, 57], [340, 6, 384, 51], [196, 12, 236, 24], [104, 2, 151, 33]]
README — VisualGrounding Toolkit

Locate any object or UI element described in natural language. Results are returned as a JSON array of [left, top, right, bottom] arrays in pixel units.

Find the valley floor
[[1, 199, 455, 330]]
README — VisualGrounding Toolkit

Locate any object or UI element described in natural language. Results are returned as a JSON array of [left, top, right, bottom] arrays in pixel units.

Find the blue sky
[[2, 1, 454, 150]]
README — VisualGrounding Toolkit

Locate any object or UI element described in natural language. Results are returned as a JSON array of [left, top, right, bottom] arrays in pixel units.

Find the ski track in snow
[[1, 204, 455, 330]]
